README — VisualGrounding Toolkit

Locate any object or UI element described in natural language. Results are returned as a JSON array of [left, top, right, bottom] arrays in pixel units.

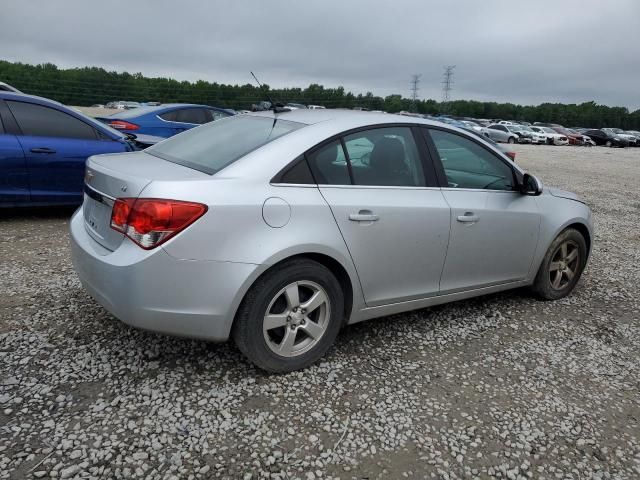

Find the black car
[[583, 129, 628, 148]]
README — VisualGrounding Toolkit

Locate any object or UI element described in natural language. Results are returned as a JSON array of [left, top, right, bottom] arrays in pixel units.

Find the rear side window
[[306, 140, 351, 185], [159, 110, 178, 121], [343, 127, 425, 187], [277, 156, 315, 184], [7, 101, 97, 140], [147, 115, 304, 175], [174, 108, 208, 124], [207, 109, 231, 122]]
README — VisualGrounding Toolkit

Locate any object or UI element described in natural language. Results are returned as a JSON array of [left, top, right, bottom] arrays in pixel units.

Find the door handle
[[457, 212, 479, 223], [30, 147, 56, 154], [349, 211, 379, 222]]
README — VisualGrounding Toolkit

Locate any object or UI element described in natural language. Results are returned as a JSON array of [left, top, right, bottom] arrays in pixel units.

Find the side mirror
[[521, 173, 543, 196]]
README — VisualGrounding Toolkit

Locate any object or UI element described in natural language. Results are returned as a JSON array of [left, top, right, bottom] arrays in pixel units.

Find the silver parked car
[[485, 124, 520, 143], [71, 111, 593, 372]]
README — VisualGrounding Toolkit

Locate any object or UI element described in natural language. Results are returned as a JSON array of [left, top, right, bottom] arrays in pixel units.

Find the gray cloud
[[1, 0, 639, 109]]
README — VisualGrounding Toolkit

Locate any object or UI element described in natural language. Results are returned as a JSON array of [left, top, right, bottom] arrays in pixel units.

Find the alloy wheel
[[263, 281, 331, 357], [548, 240, 580, 290]]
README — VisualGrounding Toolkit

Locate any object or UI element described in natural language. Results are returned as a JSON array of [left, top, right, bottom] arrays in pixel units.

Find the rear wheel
[[232, 259, 344, 372], [532, 228, 587, 300]]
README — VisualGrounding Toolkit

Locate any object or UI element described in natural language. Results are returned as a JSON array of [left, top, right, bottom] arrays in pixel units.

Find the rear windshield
[[147, 115, 304, 174]]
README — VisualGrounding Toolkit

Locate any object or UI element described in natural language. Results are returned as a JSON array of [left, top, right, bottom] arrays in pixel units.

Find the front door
[[427, 128, 540, 293], [307, 127, 451, 306]]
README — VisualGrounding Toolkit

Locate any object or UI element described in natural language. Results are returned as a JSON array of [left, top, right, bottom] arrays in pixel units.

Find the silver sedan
[[71, 111, 593, 372]]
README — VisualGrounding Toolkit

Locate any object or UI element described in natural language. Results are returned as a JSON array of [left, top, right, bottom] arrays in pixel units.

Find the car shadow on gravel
[[0, 206, 77, 222]]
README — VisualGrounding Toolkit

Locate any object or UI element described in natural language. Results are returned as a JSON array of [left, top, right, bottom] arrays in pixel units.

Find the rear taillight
[[110, 198, 207, 249], [109, 120, 139, 131], [505, 151, 516, 161]]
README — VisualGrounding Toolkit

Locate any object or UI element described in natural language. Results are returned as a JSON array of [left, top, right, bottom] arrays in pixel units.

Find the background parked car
[[0, 92, 156, 207], [514, 125, 546, 144], [96, 104, 234, 138], [486, 124, 524, 144], [602, 128, 637, 146], [582, 129, 628, 147], [530, 126, 569, 145], [552, 127, 585, 145]]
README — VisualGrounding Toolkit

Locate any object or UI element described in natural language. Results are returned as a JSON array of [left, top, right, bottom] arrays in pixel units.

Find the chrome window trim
[[155, 114, 197, 126]]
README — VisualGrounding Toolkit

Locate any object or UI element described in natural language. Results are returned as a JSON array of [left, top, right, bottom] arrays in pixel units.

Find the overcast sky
[[1, 0, 639, 110]]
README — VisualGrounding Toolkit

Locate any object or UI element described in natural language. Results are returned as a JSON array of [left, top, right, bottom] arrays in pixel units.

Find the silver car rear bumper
[[69, 208, 258, 341]]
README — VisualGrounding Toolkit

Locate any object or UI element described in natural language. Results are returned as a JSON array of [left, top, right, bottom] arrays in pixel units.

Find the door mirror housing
[[520, 173, 543, 196]]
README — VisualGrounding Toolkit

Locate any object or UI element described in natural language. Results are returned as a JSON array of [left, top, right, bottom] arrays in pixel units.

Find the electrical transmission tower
[[441, 65, 456, 112], [410, 74, 421, 112]]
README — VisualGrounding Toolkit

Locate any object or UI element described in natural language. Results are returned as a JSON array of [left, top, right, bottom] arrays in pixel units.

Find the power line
[[441, 65, 456, 112], [410, 74, 421, 112]]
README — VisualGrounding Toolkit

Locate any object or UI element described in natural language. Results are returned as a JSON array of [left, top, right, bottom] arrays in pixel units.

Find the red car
[[552, 127, 585, 145]]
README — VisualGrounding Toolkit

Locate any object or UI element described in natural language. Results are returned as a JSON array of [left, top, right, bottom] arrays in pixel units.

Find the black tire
[[508, 136, 516, 144], [531, 228, 588, 300], [232, 259, 344, 373]]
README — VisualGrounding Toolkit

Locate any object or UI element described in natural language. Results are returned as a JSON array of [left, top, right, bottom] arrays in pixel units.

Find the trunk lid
[[82, 151, 208, 251]]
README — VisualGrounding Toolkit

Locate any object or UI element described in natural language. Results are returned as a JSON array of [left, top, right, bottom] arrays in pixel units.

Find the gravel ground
[[1, 145, 639, 479]]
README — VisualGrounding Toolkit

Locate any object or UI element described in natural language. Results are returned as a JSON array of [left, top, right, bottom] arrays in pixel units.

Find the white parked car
[[307, 105, 326, 110], [517, 126, 547, 144], [530, 126, 569, 146]]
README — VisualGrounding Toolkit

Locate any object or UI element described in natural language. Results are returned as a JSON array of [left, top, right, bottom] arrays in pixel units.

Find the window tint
[[0, 114, 4, 134], [148, 115, 303, 175], [343, 127, 425, 187], [278, 156, 315, 184], [8, 101, 97, 140], [174, 108, 208, 124], [306, 140, 351, 185], [430, 129, 515, 191], [159, 110, 178, 121]]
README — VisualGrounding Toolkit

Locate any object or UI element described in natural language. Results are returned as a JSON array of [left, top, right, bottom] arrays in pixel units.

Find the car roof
[[247, 108, 445, 130], [0, 91, 124, 140], [109, 103, 229, 118]]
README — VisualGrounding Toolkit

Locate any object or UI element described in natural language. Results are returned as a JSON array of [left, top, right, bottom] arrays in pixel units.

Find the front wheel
[[531, 228, 587, 300], [605, 140, 612, 147], [232, 259, 344, 372], [508, 136, 516, 144]]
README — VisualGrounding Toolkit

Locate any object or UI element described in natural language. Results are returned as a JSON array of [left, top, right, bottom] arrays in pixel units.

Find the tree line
[[1, 60, 639, 129]]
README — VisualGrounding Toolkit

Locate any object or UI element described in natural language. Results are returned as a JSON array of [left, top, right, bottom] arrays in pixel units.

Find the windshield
[[147, 115, 304, 175], [611, 128, 623, 133], [540, 127, 555, 133]]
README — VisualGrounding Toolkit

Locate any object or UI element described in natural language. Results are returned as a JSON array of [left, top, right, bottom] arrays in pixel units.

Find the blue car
[[0, 92, 152, 207], [97, 104, 234, 138]]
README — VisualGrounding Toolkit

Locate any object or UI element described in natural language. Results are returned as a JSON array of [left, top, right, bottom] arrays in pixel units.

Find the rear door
[[425, 128, 540, 293], [308, 126, 451, 307], [0, 101, 29, 203], [6, 100, 126, 204]]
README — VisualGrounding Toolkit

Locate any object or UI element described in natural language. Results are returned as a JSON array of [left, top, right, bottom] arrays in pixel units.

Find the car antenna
[[250, 71, 288, 114]]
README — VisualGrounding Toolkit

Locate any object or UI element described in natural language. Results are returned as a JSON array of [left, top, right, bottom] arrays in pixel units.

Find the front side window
[[7, 101, 97, 140], [429, 129, 515, 191], [148, 115, 303, 175], [343, 127, 425, 187]]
